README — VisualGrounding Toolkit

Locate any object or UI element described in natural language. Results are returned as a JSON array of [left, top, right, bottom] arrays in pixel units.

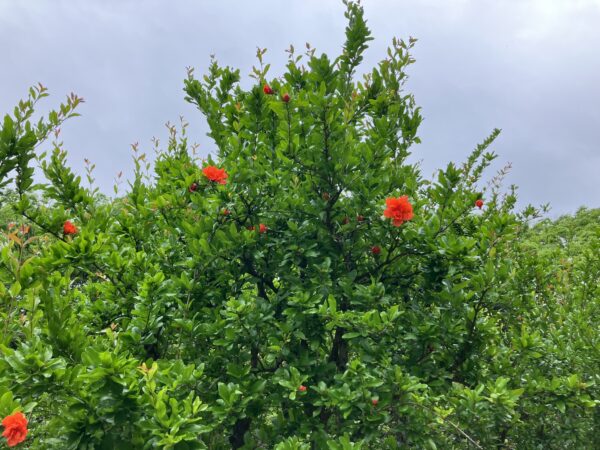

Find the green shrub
[[0, 2, 598, 448]]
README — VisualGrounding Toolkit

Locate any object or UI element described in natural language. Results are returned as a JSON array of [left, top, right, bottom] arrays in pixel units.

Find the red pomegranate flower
[[202, 166, 228, 185], [475, 199, 484, 209], [222, 209, 231, 216], [383, 196, 414, 226], [188, 182, 198, 193], [248, 224, 267, 233], [371, 246, 381, 255], [1, 412, 28, 447], [282, 93, 290, 103], [371, 398, 379, 406], [298, 385, 307, 392], [263, 84, 274, 95], [63, 220, 78, 235]]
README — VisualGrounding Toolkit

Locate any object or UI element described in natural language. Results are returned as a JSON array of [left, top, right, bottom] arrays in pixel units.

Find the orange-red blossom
[[383, 196, 413, 226]]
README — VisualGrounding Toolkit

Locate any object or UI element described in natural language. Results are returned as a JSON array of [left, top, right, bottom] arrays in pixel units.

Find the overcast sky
[[1, 0, 599, 216]]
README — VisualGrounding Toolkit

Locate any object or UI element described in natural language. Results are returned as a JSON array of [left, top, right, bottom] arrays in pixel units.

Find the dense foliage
[[0, 2, 598, 448]]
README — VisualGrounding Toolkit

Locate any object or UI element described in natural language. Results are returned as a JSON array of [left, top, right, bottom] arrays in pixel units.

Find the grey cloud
[[1, 0, 598, 215]]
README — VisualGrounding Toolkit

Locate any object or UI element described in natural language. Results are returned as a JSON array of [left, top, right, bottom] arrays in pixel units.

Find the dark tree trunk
[[229, 417, 251, 449], [329, 327, 348, 371]]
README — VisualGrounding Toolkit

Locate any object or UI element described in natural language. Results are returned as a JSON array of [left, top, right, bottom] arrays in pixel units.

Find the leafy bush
[[0, 2, 598, 448]]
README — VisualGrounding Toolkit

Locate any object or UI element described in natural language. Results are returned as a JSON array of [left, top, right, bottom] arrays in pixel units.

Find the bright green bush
[[503, 208, 600, 448], [0, 2, 598, 448]]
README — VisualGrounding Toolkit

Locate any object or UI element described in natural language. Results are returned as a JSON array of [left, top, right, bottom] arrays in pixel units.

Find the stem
[[409, 401, 483, 450]]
